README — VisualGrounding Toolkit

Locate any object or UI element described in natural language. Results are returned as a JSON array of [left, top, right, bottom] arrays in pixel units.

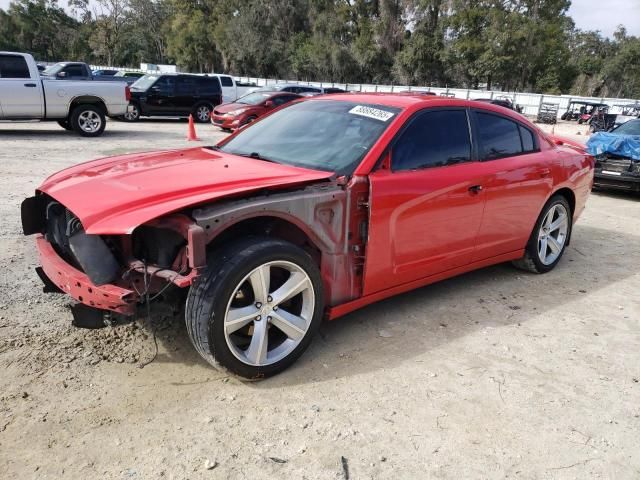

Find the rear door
[[470, 110, 555, 262], [364, 108, 486, 295], [174, 75, 199, 115], [0, 54, 42, 118], [197, 76, 222, 107]]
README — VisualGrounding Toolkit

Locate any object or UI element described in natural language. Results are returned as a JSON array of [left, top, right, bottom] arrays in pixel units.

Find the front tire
[[512, 195, 572, 273], [242, 115, 257, 126], [122, 102, 140, 122], [70, 105, 106, 137], [185, 238, 324, 379]]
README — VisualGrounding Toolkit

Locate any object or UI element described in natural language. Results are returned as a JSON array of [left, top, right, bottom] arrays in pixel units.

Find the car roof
[[305, 93, 530, 122], [150, 73, 217, 78], [245, 91, 301, 97]]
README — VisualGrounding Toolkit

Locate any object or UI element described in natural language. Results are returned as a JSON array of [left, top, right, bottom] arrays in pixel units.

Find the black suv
[[124, 74, 222, 122]]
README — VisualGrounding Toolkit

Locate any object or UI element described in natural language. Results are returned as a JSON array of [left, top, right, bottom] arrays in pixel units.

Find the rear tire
[[185, 237, 324, 379], [512, 195, 572, 273], [70, 105, 106, 137], [193, 103, 213, 123]]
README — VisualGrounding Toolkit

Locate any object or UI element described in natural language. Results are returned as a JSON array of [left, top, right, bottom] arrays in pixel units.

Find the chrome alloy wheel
[[78, 110, 102, 133], [123, 104, 139, 121], [224, 261, 315, 366], [537, 203, 569, 265], [196, 105, 211, 122]]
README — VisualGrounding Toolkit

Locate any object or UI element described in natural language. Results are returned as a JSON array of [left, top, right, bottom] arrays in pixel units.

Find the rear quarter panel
[[556, 146, 594, 222]]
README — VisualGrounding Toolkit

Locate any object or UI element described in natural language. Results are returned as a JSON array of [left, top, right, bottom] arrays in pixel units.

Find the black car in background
[[124, 73, 223, 123], [473, 97, 523, 113]]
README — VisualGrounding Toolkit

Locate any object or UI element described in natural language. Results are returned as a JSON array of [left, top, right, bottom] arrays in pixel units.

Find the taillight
[[125, 85, 131, 102]]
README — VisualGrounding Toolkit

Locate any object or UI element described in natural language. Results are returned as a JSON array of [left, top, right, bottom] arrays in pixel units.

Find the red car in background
[[212, 91, 301, 130], [22, 94, 594, 379]]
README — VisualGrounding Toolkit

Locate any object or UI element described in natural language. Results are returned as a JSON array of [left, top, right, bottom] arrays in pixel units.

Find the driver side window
[[153, 76, 175, 94], [392, 110, 472, 171]]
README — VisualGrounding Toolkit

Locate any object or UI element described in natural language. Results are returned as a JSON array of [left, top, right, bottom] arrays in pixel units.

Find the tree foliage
[[1, 0, 638, 98]]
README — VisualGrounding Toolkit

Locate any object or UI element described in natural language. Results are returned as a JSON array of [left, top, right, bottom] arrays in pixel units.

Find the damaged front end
[[594, 154, 640, 192], [21, 194, 205, 317]]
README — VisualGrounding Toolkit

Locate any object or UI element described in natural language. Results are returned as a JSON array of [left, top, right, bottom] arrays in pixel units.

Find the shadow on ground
[[129, 222, 638, 387]]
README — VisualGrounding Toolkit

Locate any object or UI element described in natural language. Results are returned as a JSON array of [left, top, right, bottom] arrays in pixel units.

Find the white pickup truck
[[0, 52, 130, 136], [213, 74, 256, 103]]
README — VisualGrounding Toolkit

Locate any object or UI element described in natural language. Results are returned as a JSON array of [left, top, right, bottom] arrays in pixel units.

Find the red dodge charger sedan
[[22, 94, 594, 379], [211, 91, 301, 130]]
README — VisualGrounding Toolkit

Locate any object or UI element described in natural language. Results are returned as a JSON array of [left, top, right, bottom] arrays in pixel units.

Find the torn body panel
[[192, 180, 367, 307]]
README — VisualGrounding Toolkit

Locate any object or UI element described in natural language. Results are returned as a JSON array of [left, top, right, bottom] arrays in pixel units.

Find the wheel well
[[206, 216, 322, 265], [553, 187, 576, 215], [552, 187, 576, 245], [69, 96, 107, 115], [194, 101, 213, 109]]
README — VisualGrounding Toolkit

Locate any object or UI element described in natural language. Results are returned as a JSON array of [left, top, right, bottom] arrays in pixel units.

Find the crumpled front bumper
[[36, 235, 137, 315]]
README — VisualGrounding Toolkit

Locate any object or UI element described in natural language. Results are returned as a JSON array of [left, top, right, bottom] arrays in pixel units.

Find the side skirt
[[327, 249, 524, 320]]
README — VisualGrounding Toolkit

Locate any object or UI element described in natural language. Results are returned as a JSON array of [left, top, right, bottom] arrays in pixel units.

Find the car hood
[[215, 102, 258, 113], [38, 147, 334, 235]]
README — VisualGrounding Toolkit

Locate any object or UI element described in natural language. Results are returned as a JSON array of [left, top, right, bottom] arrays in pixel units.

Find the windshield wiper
[[232, 151, 278, 163]]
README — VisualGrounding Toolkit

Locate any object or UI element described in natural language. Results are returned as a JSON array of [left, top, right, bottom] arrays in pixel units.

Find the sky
[[0, 0, 639, 39], [568, 0, 640, 37]]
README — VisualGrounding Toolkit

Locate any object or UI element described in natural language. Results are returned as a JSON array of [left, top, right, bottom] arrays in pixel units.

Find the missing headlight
[[133, 226, 186, 268]]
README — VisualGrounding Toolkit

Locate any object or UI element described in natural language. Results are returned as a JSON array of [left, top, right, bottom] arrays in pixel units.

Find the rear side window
[[272, 95, 297, 106], [177, 76, 198, 95], [197, 77, 221, 95], [474, 112, 523, 160], [519, 125, 536, 152], [392, 110, 472, 171], [0, 54, 30, 78], [219, 76, 233, 87]]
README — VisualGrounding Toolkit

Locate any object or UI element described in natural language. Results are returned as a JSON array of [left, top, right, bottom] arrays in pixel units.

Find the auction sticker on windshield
[[349, 105, 395, 122]]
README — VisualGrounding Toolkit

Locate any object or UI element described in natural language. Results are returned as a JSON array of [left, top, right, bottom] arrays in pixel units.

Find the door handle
[[468, 185, 483, 194], [24, 83, 37, 87], [539, 168, 551, 177]]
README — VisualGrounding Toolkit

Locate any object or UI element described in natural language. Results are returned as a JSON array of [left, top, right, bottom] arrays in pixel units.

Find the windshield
[[613, 120, 640, 136], [218, 100, 400, 175], [130, 74, 159, 91], [42, 63, 65, 76], [236, 92, 273, 105]]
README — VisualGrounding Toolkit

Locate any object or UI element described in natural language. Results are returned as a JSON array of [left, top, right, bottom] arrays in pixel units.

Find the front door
[[0, 54, 42, 118], [145, 76, 176, 115], [364, 109, 485, 296]]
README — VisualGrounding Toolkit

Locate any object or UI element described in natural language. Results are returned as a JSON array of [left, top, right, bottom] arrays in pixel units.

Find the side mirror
[[265, 100, 274, 108], [57, 71, 67, 78]]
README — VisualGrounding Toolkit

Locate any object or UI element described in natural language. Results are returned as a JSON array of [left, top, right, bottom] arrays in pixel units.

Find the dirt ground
[[0, 118, 638, 480]]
